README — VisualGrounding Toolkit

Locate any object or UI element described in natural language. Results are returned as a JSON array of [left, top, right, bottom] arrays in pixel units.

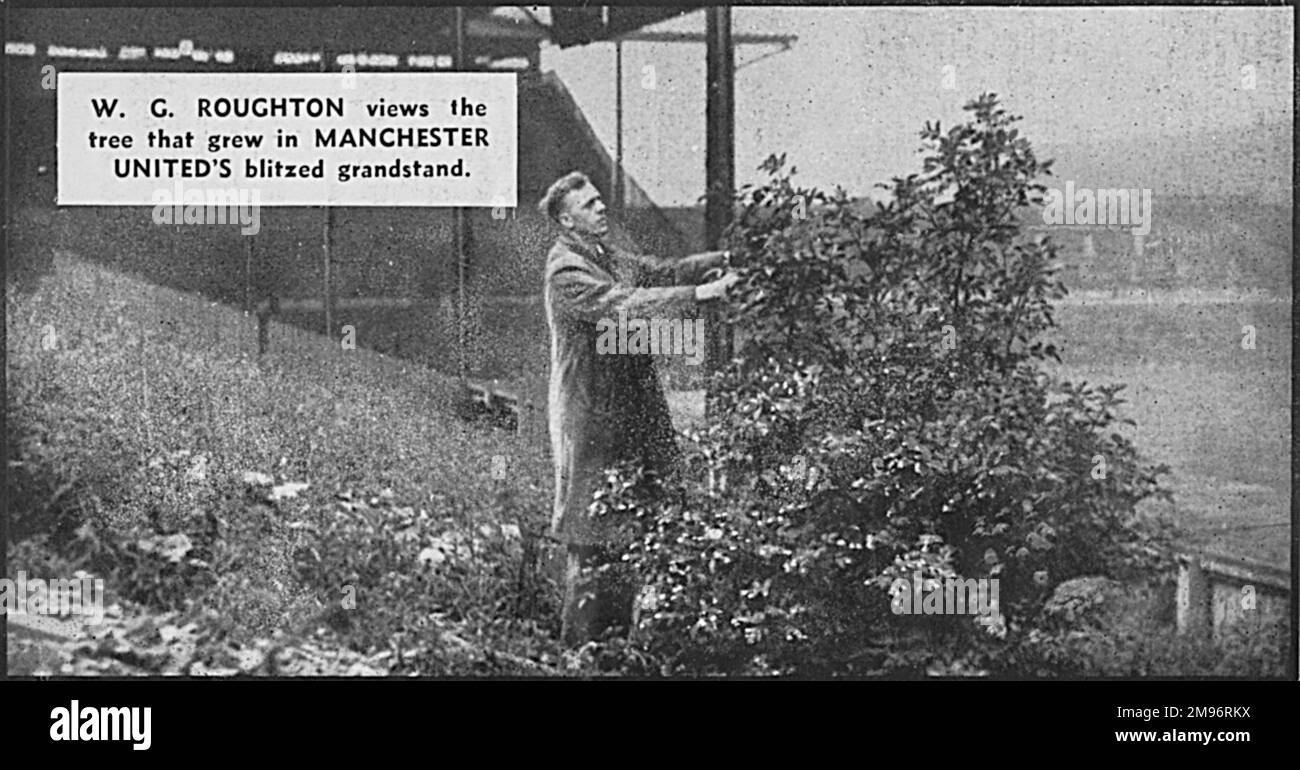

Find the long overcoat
[[543, 229, 723, 545]]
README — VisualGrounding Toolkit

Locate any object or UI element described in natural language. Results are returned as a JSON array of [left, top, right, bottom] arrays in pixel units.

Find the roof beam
[[611, 30, 797, 46]]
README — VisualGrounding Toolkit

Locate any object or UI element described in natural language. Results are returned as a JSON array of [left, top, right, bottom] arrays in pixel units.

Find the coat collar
[[558, 229, 614, 269]]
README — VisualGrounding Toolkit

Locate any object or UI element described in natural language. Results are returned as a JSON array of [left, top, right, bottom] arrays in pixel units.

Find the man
[[539, 171, 739, 646]]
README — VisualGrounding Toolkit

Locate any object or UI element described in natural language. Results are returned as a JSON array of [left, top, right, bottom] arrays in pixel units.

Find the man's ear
[[557, 211, 574, 229]]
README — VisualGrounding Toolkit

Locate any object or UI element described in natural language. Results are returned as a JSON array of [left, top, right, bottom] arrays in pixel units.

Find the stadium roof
[[6, 6, 692, 65], [546, 8, 694, 47]]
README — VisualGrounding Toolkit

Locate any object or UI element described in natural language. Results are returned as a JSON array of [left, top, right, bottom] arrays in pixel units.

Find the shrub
[[599, 94, 1176, 676]]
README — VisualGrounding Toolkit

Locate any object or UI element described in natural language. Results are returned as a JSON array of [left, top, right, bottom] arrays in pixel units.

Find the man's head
[[539, 171, 609, 238]]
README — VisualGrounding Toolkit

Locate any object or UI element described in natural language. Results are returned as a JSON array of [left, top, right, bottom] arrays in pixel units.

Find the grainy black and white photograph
[[2, 1, 1293, 693]]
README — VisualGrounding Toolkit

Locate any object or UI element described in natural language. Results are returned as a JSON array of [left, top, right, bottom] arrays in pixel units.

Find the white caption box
[[57, 72, 517, 206]]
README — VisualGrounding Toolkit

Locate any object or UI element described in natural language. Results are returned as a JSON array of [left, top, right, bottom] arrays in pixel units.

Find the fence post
[[516, 329, 549, 445], [256, 294, 277, 356], [1175, 554, 1209, 638]]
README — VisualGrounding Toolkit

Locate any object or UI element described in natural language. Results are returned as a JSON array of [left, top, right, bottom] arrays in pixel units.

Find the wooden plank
[[464, 378, 521, 413], [1185, 549, 1290, 592]]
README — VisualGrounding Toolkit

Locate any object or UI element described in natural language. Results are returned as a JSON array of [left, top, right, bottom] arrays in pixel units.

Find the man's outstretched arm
[[624, 249, 731, 287], [548, 259, 737, 324]]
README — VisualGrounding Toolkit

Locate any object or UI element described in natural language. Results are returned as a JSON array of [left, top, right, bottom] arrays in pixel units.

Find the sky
[[542, 6, 1293, 207]]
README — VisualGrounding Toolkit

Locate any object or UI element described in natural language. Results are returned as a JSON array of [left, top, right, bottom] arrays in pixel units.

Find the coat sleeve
[[624, 251, 728, 287], [548, 259, 700, 324]]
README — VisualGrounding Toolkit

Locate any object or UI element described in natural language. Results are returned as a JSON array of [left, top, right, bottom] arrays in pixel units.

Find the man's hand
[[691, 249, 732, 266], [695, 270, 740, 302]]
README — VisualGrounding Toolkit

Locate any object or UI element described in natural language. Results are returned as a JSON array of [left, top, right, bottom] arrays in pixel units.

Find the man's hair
[[538, 171, 592, 223]]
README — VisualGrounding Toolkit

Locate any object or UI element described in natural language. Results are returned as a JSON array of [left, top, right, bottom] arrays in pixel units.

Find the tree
[[595, 94, 1173, 676]]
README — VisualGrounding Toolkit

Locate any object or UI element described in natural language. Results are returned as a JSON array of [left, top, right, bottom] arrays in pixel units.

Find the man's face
[[558, 183, 609, 237]]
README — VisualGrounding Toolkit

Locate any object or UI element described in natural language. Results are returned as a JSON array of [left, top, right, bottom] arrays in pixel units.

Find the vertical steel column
[[453, 7, 469, 380], [1, 10, 12, 669], [614, 39, 624, 213], [320, 47, 334, 339], [244, 231, 254, 316], [705, 6, 735, 403], [323, 211, 334, 338]]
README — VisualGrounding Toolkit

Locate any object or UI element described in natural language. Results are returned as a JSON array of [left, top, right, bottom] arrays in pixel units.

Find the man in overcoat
[[539, 171, 738, 646]]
